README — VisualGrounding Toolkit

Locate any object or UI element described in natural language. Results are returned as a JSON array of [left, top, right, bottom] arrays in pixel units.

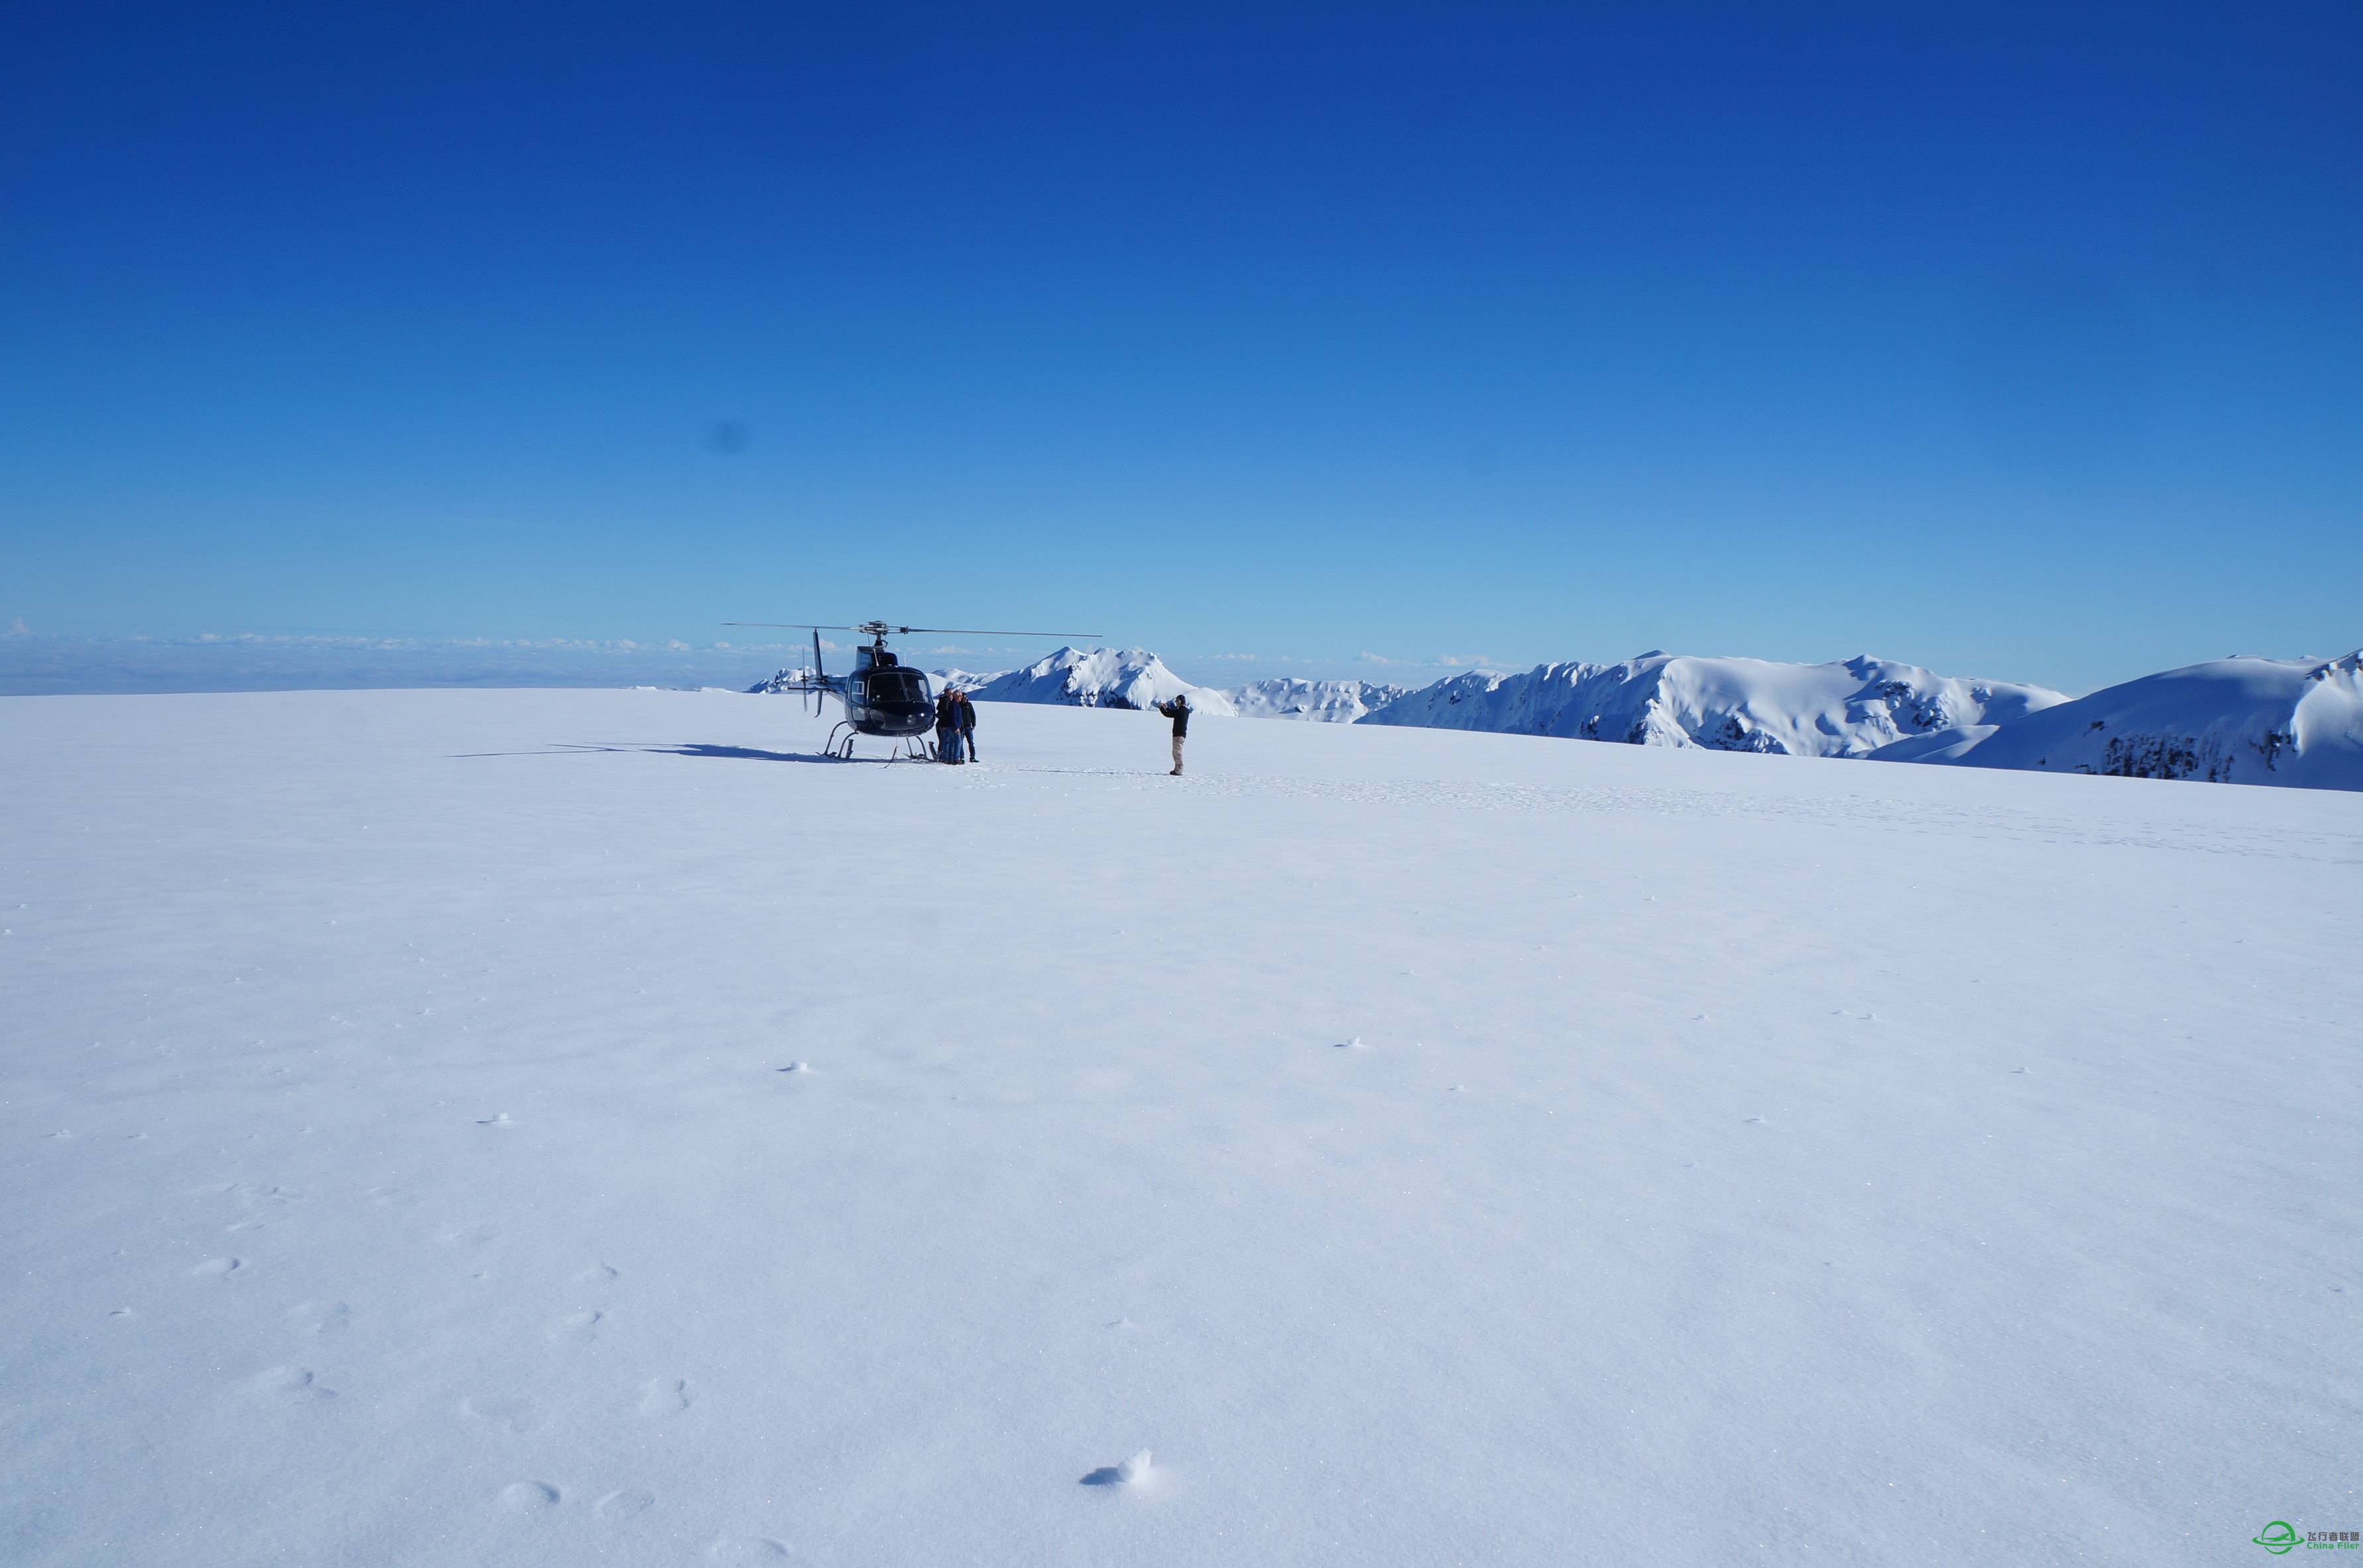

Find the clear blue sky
[[3, 1, 2357, 693]]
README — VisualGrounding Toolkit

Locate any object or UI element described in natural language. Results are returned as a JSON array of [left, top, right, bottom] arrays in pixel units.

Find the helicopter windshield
[[864, 667, 929, 710]]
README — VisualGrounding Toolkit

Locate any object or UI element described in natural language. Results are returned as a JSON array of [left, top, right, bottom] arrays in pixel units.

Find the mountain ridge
[[1874, 650, 2363, 789], [1359, 652, 2068, 759]]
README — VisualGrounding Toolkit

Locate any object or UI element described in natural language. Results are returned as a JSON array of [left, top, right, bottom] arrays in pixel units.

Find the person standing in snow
[[1155, 694, 1189, 776], [954, 689, 978, 763], [935, 685, 961, 763]]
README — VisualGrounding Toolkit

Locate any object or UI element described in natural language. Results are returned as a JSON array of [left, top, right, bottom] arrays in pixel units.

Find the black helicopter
[[722, 620, 1102, 760]]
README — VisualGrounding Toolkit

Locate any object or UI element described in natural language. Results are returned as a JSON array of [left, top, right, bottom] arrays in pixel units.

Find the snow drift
[[967, 646, 1237, 714], [1872, 651, 2363, 790], [1360, 652, 2066, 759], [1226, 678, 1411, 722]]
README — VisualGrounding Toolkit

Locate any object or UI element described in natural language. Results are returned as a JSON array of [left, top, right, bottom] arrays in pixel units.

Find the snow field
[[2, 687, 2358, 1565]]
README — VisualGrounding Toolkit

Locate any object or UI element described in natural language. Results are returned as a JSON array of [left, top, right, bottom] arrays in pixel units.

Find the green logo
[[2255, 1521, 2302, 1554]]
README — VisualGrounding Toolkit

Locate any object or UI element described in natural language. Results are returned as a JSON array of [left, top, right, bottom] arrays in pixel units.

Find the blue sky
[[3, 1, 2357, 694]]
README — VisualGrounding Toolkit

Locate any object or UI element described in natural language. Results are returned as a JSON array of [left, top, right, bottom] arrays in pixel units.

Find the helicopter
[[721, 620, 1103, 760]]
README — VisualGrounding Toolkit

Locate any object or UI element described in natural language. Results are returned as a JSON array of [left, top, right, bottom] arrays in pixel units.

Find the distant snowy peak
[[1874, 651, 2363, 790], [1361, 652, 2066, 758], [753, 663, 1009, 695], [747, 666, 817, 694], [927, 667, 1009, 693], [968, 647, 1238, 715], [1226, 678, 1413, 722]]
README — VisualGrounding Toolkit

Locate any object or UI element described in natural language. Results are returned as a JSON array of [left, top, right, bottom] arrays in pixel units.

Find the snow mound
[[1864, 724, 1999, 764], [1360, 653, 2065, 758], [1227, 678, 1412, 722], [968, 646, 1236, 715], [1875, 651, 2363, 789]]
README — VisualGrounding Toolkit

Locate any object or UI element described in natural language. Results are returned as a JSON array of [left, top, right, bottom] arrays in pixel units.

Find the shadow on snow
[[450, 742, 893, 765]]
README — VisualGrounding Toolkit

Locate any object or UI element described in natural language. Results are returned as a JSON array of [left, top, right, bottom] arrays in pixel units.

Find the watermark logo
[[2256, 1521, 2363, 1553], [2258, 1523, 2304, 1555]]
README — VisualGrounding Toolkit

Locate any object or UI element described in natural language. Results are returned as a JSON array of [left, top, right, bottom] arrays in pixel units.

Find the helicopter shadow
[[450, 742, 874, 765], [657, 743, 856, 764]]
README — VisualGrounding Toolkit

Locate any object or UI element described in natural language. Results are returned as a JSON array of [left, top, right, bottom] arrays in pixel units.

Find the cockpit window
[[867, 668, 929, 709]]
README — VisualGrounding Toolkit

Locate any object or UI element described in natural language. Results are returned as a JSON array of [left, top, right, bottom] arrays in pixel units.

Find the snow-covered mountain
[[746, 665, 817, 694], [750, 663, 1009, 696], [1225, 677, 1412, 722], [1360, 652, 2066, 758], [926, 667, 1008, 693], [1872, 651, 2363, 790], [967, 646, 1238, 715]]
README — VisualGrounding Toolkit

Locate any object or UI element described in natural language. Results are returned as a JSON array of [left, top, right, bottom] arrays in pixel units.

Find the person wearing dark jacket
[[1155, 695, 1189, 776], [953, 689, 978, 762], [934, 687, 960, 763]]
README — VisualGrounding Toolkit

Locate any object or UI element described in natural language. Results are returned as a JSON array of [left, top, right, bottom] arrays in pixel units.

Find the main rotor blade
[[721, 622, 856, 630], [893, 626, 1105, 638]]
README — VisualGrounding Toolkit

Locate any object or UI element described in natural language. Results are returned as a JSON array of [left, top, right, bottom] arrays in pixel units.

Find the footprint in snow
[[287, 1300, 352, 1336], [595, 1489, 654, 1521], [191, 1257, 243, 1279], [460, 1395, 536, 1433], [107, 1307, 136, 1321], [546, 1309, 603, 1343], [573, 1263, 621, 1287], [1334, 1037, 1368, 1050], [1081, 1449, 1156, 1488], [499, 1481, 560, 1512], [775, 1062, 812, 1074], [707, 1539, 791, 1563], [250, 1365, 337, 1402], [477, 1112, 513, 1127], [638, 1378, 693, 1416]]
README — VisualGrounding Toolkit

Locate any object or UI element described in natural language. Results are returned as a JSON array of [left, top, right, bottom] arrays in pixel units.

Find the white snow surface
[[5, 687, 2359, 1566], [1863, 722, 2000, 763], [967, 645, 1237, 715], [1225, 677, 1412, 722], [1874, 651, 2363, 791], [1360, 651, 2066, 758]]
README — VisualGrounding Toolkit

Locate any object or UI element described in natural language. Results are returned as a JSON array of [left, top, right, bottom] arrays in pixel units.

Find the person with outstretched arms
[[1154, 694, 1189, 776]]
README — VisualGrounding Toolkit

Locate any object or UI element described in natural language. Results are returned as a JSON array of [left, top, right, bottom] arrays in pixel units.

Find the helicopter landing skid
[[824, 724, 935, 763]]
